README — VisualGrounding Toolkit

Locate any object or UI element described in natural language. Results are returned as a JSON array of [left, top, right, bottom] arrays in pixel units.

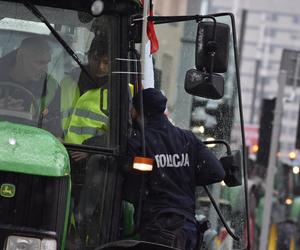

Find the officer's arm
[[195, 140, 225, 186]]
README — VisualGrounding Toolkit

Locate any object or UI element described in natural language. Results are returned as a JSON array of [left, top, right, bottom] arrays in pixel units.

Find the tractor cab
[[0, 1, 127, 248], [0, 1, 249, 249]]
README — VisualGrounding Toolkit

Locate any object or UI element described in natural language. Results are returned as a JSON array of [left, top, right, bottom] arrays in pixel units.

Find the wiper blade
[[203, 185, 240, 241], [22, 0, 98, 86]]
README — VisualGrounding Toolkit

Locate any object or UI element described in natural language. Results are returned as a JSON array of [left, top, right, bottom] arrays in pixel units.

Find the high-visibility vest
[[64, 88, 108, 145], [60, 75, 80, 136], [63, 83, 134, 144]]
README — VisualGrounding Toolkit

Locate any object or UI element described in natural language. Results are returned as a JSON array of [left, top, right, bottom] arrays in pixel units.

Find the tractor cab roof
[[1, 0, 141, 14]]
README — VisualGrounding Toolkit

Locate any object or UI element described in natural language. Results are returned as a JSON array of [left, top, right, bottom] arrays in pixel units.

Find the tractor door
[[151, 13, 249, 249]]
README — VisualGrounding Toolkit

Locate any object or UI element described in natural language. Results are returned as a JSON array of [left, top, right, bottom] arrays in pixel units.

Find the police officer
[[124, 88, 225, 250]]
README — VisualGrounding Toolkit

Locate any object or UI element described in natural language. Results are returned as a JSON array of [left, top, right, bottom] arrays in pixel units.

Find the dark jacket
[[124, 114, 225, 222], [0, 50, 62, 136]]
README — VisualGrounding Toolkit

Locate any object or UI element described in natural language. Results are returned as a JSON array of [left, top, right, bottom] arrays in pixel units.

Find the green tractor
[[0, 0, 250, 249]]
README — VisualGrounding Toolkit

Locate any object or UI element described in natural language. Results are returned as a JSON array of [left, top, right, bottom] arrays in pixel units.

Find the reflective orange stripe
[[133, 156, 154, 171], [134, 156, 153, 165]]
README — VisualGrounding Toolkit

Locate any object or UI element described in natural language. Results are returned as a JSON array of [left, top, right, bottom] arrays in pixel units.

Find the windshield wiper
[[203, 185, 240, 241], [22, 0, 98, 86]]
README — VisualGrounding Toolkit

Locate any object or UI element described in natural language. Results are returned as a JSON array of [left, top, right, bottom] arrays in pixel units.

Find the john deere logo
[[0, 183, 15, 198]]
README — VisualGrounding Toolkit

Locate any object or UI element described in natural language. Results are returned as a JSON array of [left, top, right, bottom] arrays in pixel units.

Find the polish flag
[[140, 0, 159, 54]]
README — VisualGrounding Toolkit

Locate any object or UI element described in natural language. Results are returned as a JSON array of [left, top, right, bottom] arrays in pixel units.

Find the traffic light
[[256, 98, 276, 167], [279, 160, 300, 200], [289, 151, 297, 161]]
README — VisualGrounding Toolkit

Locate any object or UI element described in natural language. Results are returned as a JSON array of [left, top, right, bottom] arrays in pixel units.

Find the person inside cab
[[123, 88, 225, 250], [63, 37, 109, 148], [0, 36, 61, 136]]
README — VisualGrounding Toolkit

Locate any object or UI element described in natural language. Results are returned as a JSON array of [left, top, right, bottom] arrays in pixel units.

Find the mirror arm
[[147, 14, 216, 25], [147, 15, 218, 79], [203, 185, 240, 241], [203, 139, 232, 155], [147, 15, 200, 24]]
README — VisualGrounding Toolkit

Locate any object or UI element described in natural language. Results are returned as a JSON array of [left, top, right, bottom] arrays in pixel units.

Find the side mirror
[[196, 21, 230, 73], [185, 21, 229, 99], [220, 150, 242, 187], [202, 140, 242, 187], [184, 69, 224, 99]]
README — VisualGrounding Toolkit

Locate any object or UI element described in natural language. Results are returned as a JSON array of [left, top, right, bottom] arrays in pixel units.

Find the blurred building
[[153, 0, 188, 112], [209, 0, 300, 159], [153, 0, 300, 159]]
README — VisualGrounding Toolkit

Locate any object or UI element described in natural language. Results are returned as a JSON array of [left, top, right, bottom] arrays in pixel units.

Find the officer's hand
[[70, 151, 89, 162], [42, 108, 49, 117]]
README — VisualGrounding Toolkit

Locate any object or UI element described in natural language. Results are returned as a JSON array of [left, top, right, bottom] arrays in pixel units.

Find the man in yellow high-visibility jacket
[[63, 38, 109, 146]]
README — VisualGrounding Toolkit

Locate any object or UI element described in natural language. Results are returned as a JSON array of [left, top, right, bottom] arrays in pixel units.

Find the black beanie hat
[[132, 88, 167, 117]]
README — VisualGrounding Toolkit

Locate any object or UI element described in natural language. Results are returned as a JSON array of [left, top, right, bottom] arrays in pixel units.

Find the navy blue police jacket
[[124, 114, 225, 223]]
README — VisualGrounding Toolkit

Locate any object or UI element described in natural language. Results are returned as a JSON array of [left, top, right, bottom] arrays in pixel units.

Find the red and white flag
[[140, 0, 159, 54]]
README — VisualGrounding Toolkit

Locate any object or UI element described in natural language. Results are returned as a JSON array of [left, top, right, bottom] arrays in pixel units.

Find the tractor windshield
[[0, 1, 115, 148]]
